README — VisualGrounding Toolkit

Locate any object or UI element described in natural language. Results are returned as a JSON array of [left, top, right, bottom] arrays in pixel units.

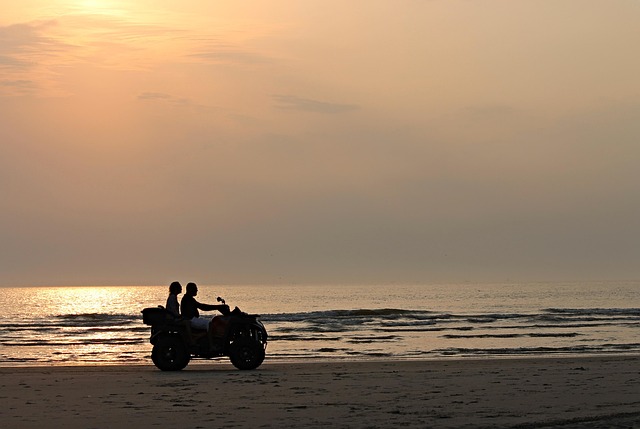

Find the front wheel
[[151, 336, 190, 371], [229, 338, 265, 370]]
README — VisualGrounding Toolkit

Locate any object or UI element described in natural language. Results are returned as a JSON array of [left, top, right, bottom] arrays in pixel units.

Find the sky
[[1, 0, 639, 286]]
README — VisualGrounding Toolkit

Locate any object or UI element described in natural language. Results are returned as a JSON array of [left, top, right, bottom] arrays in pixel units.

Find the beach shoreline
[[2, 355, 639, 428]]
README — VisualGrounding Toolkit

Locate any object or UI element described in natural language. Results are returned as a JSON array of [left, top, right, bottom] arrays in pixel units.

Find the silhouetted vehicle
[[142, 297, 267, 371]]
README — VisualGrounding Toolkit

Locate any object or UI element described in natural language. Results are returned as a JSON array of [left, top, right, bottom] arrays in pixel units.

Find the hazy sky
[[1, 1, 639, 286]]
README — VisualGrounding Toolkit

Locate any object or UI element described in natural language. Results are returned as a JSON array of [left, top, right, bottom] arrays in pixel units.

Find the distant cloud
[[0, 79, 34, 88], [138, 92, 173, 100], [189, 48, 272, 65], [0, 15, 185, 95], [0, 20, 72, 95], [273, 95, 359, 114], [0, 20, 67, 70], [0, 55, 27, 67], [0, 12, 275, 96], [138, 92, 191, 106], [137, 92, 216, 112]]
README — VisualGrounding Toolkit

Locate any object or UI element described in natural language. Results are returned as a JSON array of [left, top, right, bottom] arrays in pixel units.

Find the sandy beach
[[1, 356, 639, 429]]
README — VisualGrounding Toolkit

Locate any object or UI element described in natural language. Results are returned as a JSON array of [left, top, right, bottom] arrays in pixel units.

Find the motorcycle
[[142, 297, 267, 371]]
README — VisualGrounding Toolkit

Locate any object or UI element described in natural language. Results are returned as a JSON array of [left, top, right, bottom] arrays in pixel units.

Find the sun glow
[[73, 0, 125, 15], [78, 0, 109, 9]]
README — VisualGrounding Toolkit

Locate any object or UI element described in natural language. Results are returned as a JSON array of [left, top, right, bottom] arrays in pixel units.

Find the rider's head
[[186, 282, 198, 296], [169, 281, 182, 295]]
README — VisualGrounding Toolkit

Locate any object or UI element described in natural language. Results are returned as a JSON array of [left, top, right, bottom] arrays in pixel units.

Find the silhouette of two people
[[166, 281, 229, 350]]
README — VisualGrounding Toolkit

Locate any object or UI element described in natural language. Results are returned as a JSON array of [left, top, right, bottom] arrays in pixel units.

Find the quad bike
[[142, 297, 267, 371]]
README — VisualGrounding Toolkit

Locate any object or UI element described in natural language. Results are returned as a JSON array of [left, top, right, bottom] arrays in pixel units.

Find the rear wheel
[[229, 338, 265, 370], [151, 336, 190, 371]]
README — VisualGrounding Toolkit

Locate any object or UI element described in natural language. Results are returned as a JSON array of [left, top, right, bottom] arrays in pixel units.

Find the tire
[[229, 338, 265, 370], [151, 335, 190, 371]]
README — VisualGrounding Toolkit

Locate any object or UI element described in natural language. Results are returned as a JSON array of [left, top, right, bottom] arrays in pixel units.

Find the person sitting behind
[[180, 282, 229, 331], [166, 281, 182, 318]]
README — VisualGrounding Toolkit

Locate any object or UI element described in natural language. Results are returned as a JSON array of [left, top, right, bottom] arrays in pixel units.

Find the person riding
[[166, 281, 182, 318], [180, 282, 229, 331]]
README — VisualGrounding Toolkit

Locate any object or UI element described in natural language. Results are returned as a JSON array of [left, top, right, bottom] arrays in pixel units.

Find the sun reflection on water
[[17, 286, 163, 317]]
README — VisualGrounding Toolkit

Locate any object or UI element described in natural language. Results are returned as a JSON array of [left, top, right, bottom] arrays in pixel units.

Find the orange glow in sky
[[1, 1, 640, 286]]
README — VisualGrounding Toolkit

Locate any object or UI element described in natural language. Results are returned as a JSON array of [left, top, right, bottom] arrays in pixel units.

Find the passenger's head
[[169, 281, 182, 295], [186, 282, 198, 296]]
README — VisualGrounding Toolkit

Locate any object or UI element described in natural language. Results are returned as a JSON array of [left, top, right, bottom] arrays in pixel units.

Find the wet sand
[[1, 356, 639, 428]]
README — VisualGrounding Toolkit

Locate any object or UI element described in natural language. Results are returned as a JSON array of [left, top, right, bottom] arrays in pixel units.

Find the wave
[[543, 308, 640, 316], [2, 306, 639, 365], [0, 307, 636, 343], [262, 307, 640, 339], [262, 307, 640, 323], [263, 309, 438, 323], [441, 332, 582, 339], [52, 313, 139, 327], [4, 307, 637, 329], [1, 338, 145, 346], [268, 335, 343, 342], [434, 343, 640, 356]]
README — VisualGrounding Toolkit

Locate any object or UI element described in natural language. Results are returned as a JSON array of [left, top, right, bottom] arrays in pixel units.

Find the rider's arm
[[195, 301, 228, 313]]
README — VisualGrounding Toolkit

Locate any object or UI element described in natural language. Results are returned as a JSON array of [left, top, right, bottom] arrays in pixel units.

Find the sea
[[0, 282, 639, 367]]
